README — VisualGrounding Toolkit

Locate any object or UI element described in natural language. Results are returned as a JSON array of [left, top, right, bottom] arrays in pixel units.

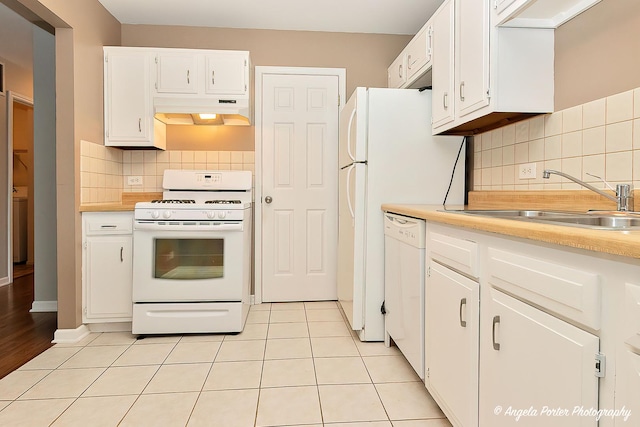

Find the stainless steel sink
[[450, 210, 576, 218], [444, 209, 640, 230]]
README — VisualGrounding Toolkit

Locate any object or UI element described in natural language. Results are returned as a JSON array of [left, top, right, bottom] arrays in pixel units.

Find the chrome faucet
[[542, 169, 634, 212]]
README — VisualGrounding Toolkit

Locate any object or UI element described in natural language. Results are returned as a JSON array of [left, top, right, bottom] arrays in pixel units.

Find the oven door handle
[[134, 221, 244, 232]]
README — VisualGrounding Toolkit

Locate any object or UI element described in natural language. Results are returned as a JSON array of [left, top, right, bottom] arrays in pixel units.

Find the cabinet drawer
[[428, 231, 478, 278], [487, 247, 601, 330], [83, 212, 133, 235]]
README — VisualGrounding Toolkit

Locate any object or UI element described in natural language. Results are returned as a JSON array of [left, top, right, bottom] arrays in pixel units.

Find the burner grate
[[152, 199, 196, 204], [205, 200, 242, 204]]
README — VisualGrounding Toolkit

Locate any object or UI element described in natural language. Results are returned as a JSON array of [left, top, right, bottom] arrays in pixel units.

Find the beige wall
[[555, 0, 640, 110], [11, 0, 121, 329], [122, 25, 410, 150]]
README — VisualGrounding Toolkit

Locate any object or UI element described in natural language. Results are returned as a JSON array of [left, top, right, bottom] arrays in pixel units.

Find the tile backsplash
[[80, 140, 255, 204], [473, 87, 640, 191]]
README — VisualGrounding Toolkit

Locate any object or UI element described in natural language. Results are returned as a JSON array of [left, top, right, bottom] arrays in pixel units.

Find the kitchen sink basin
[[449, 210, 576, 218], [444, 209, 640, 230]]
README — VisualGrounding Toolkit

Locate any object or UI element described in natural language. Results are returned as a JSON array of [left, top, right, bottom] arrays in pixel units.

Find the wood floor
[[0, 270, 57, 379]]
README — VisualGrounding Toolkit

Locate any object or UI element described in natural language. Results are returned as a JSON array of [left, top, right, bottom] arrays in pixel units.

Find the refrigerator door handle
[[346, 108, 357, 162], [346, 164, 356, 219]]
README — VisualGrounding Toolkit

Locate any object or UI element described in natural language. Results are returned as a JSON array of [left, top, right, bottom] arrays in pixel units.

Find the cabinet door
[[456, 0, 490, 118], [426, 261, 479, 427], [205, 52, 248, 96], [405, 24, 432, 82], [104, 51, 151, 143], [480, 289, 599, 427], [387, 52, 407, 89], [156, 53, 198, 94], [84, 236, 133, 321], [616, 283, 640, 423], [431, 0, 455, 130]]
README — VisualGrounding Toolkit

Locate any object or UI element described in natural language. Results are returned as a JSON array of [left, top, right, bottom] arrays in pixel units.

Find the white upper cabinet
[[387, 18, 433, 89], [455, 0, 490, 119], [493, 0, 602, 28], [156, 53, 198, 94], [405, 24, 432, 83], [432, 0, 554, 135], [387, 48, 407, 89], [205, 51, 249, 96], [431, 0, 455, 129], [104, 47, 166, 149]]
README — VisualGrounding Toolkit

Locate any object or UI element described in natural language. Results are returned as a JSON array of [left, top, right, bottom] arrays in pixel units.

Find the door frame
[[5, 91, 34, 286], [254, 66, 346, 304]]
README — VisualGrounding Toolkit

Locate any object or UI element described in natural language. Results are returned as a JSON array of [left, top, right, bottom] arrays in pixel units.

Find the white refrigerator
[[337, 87, 466, 342]]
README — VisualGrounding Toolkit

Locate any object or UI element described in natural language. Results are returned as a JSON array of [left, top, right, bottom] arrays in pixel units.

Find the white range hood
[[153, 96, 251, 126]]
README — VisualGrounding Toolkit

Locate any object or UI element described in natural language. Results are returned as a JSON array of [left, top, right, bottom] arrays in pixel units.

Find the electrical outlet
[[127, 176, 143, 186], [518, 163, 537, 179]]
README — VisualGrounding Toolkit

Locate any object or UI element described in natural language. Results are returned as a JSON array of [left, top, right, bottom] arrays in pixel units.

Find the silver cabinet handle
[[265, 196, 273, 204], [399, 64, 403, 79], [212, 70, 215, 85], [492, 315, 501, 350], [407, 55, 413, 70], [459, 298, 467, 327], [100, 225, 117, 229], [187, 69, 190, 84], [443, 92, 448, 110], [460, 82, 465, 102], [138, 118, 141, 132], [120, 246, 124, 263]]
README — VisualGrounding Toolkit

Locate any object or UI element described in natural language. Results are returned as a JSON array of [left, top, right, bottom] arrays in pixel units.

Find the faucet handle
[[616, 184, 634, 212]]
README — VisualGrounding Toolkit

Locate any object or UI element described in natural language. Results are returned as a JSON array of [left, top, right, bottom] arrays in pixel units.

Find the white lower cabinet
[[479, 288, 599, 427], [420, 223, 638, 427], [425, 260, 479, 427], [82, 212, 133, 323], [616, 283, 640, 424]]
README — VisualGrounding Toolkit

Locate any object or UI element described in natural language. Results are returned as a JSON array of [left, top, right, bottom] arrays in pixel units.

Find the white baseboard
[[53, 324, 91, 344], [30, 300, 58, 313]]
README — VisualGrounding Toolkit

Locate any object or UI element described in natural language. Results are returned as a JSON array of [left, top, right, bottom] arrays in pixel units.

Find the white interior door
[[259, 71, 340, 302]]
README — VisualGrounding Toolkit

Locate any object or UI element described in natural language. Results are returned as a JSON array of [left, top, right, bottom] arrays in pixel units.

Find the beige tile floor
[[0, 302, 453, 427]]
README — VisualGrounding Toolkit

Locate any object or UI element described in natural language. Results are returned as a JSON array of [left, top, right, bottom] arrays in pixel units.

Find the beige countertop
[[382, 203, 640, 260], [79, 192, 162, 213]]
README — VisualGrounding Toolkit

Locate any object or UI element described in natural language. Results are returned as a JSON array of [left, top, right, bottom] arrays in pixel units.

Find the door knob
[[265, 196, 273, 204]]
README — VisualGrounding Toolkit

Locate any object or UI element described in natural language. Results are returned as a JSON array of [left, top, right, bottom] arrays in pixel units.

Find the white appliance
[[384, 213, 426, 379], [132, 170, 252, 335], [337, 87, 465, 342]]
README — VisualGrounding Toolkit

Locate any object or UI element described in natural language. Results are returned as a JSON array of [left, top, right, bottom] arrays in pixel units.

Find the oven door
[[132, 221, 246, 302]]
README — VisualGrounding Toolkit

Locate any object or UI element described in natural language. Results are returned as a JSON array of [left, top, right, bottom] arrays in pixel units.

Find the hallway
[[0, 269, 57, 379]]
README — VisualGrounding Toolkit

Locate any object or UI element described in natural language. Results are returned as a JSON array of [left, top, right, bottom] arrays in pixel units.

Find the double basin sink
[[446, 209, 640, 231]]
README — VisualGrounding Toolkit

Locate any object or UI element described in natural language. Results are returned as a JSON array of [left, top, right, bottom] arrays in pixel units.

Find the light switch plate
[[518, 163, 537, 180], [127, 176, 143, 186]]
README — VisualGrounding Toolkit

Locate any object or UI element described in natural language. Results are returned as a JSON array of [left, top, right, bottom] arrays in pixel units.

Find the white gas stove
[[132, 170, 253, 335]]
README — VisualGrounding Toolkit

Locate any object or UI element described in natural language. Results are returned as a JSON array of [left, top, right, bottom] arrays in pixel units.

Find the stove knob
[[206, 211, 215, 219], [151, 211, 160, 219], [162, 211, 172, 219], [218, 210, 227, 219]]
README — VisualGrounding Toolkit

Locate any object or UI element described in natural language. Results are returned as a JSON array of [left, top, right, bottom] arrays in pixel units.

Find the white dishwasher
[[383, 212, 425, 379]]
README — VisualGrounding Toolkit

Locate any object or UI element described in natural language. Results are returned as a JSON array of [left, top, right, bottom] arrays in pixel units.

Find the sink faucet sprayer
[[542, 169, 634, 212]]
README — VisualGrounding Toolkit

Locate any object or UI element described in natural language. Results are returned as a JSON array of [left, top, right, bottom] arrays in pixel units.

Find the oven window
[[154, 238, 224, 280]]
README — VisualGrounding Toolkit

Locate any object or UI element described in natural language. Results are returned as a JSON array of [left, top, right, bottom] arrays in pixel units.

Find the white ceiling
[[97, 0, 444, 35]]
